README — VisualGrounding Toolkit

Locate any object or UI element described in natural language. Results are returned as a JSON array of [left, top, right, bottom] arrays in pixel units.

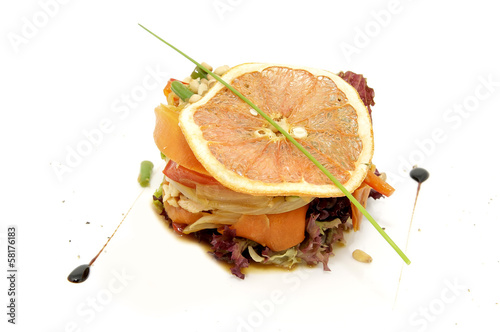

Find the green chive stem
[[191, 66, 208, 79], [171, 81, 194, 101], [138, 24, 410, 265]]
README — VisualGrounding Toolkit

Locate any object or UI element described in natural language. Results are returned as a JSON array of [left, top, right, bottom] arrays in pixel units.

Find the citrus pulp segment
[[179, 63, 374, 197]]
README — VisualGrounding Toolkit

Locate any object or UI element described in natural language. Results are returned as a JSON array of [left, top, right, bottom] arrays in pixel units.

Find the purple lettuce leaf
[[308, 197, 352, 223], [209, 226, 249, 279], [297, 213, 331, 271], [338, 71, 375, 116], [297, 197, 353, 271]]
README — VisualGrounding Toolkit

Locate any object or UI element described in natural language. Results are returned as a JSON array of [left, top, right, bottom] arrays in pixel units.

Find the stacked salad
[[152, 63, 391, 279]]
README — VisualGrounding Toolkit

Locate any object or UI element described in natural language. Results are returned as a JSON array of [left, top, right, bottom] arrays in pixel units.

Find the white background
[[1, 0, 500, 331]]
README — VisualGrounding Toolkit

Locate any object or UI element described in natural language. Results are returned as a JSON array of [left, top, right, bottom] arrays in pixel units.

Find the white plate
[[1, 1, 500, 331]]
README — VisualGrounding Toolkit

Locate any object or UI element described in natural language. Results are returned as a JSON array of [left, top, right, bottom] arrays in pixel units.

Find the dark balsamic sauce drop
[[67, 239, 105, 284], [409, 167, 430, 206], [410, 167, 430, 184], [68, 264, 91, 283]]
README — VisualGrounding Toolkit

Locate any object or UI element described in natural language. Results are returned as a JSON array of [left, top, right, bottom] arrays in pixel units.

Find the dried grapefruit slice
[[179, 63, 374, 197]]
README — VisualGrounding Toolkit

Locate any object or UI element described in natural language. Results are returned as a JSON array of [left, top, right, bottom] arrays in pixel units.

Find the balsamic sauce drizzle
[[394, 167, 430, 308], [67, 189, 145, 283], [408, 167, 430, 246]]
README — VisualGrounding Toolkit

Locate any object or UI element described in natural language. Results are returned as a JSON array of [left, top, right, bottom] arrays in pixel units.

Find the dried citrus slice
[[179, 63, 374, 197]]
